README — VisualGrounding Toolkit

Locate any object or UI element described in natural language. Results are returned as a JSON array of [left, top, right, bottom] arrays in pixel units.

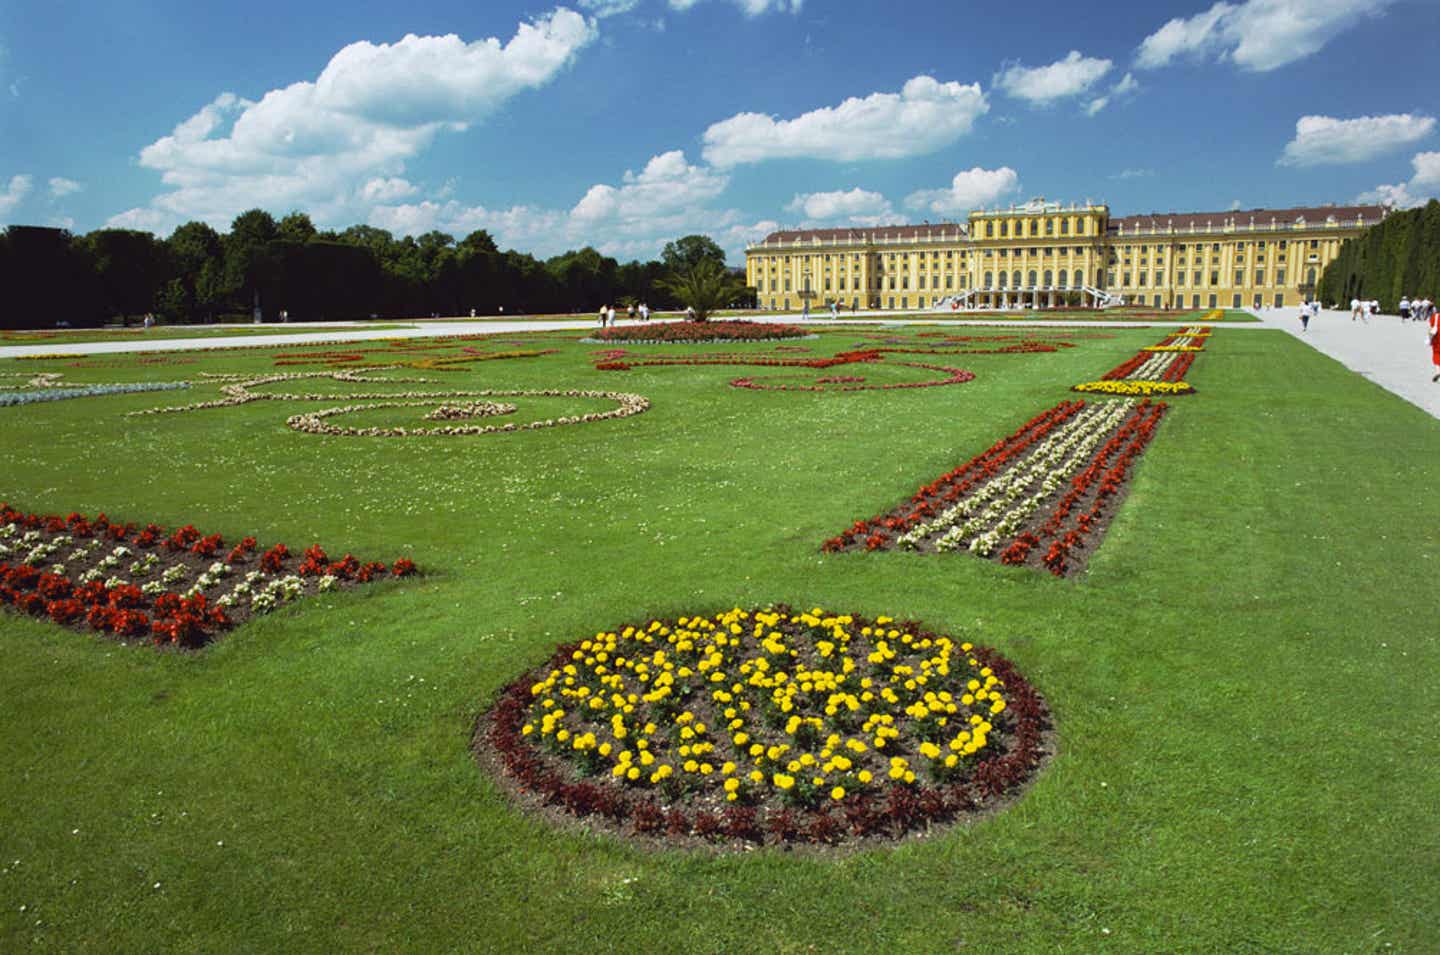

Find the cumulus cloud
[[669, 0, 803, 14], [359, 177, 419, 203], [994, 51, 1112, 105], [0, 173, 33, 219], [702, 76, 987, 167], [48, 177, 83, 198], [1136, 0, 1395, 72], [107, 9, 597, 234], [368, 149, 765, 261], [1084, 72, 1139, 116], [579, 0, 642, 16], [785, 188, 903, 227], [904, 167, 1021, 217], [1356, 151, 1440, 208], [1279, 113, 1435, 166]]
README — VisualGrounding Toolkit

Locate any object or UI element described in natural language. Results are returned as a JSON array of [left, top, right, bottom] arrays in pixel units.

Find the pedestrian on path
[[1400, 296, 1412, 322], [607, 305, 616, 327], [598, 305, 608, 328], [1299, 300, 1312, 332], [1429, 303, 1440, 382], [1351, 297, 1362, 322]]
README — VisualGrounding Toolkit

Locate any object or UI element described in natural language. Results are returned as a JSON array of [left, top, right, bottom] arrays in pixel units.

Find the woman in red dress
[[1430, 303, 1440, 382]]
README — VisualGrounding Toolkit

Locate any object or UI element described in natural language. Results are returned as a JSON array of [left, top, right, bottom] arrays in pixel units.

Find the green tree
[[660, 234, 726, 273], [276, 211, 317, 245], [166, 221, 224, 322], [81, 228, 171, 321], [657, 259, 746, 321]]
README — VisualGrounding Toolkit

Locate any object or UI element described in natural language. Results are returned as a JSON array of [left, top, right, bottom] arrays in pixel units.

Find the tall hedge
[[1318, 200, 1440, 310]]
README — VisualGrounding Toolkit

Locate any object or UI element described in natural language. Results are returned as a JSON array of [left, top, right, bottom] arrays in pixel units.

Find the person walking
[[607, 305, 617, 327], [598, 305, 608, 328], [1399, 295, 1412, 322], [1299, 300, 1311, 332], [1429, 300, 1440, 382], [627, 303, 635, 322], [1351, 297, 1362, 322]]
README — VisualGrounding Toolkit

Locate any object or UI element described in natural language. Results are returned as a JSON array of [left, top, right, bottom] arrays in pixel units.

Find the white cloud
[[1356, 151, 1440, 208], [785, 188, 903, 227], [1088, 71, 1140, 114], [359, 177, 419, 203], [0, 173, 33, 219], [1136, 0, 1395, 72], [369, 149, 760, 261], [580, 0, 642, 16], [669, 0, 803, 14], [994, 51, 1112, 105], [48, 177, 83, 198], [107, 9, 598, 234], [1109, 168, 1154, 180], [1279, 113, 1435, 166], [702, 76, 987, 167], [904, 167, 1021, 217]]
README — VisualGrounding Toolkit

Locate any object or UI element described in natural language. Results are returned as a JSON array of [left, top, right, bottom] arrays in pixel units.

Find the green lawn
[[0, 324, 1435, 952]]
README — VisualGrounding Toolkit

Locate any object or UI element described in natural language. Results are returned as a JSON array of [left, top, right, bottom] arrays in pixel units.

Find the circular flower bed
[[589, 321, 808, 344], [479, 605, 1050, 847], [730, 362, 975, 393]]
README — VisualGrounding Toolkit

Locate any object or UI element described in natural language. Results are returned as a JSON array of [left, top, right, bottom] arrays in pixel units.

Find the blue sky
[[2, 0, 1438, 262]]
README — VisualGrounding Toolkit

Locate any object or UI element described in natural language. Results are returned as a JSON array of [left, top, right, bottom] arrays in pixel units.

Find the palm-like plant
[[657, 259, 746, 322]]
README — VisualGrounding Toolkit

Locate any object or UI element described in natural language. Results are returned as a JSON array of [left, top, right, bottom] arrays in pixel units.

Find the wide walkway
[[1248, 306, 1440, 420]]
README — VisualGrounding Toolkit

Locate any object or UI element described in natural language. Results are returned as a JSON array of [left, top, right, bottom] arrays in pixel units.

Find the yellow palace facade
[[744, 199, 1386, 312]]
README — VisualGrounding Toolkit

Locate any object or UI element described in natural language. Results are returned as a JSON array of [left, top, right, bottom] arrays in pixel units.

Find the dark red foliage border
[[475, 608, 1052, 849]]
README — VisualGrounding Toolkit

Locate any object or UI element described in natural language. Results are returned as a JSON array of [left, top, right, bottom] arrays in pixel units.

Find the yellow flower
[[773, 773, 795, 790], [830, 786, 846, 800], [857, 770, 872, 784]]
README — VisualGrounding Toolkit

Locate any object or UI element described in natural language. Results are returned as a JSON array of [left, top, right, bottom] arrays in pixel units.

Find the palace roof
[[1108, 204, 1386, 233], [756, 224, 967, 245]]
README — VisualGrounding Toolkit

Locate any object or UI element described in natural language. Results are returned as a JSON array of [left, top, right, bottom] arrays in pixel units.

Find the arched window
[[1306, 267, 1317, 284], [998, 271, 1007, 289], [1000, 221, 1009, 237], [1029, 220, 1039, 236], [1058, 269, 1068, 288], [1043, 270, 1053, 287], [986, 222, 994, 237], [1012, 270, 1022, 288], [1028, 270, 1038, 288], [1045, 219, 1054, 235], [984, 271, 993, 289], [1060, 219, 1069, 235]]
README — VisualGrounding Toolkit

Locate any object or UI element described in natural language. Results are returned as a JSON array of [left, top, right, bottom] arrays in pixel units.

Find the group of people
[[1349, 298, 1380, 323], [1399, 296, 1434, 324], [596, 302, 652, 327]]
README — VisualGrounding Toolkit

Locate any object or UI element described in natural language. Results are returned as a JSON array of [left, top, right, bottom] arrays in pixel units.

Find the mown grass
[[0, 323, 1435, 952]]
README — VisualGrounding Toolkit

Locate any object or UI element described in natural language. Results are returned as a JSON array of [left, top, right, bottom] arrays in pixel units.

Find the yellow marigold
[[773, 773, 795, 790], [831, 786, 846, 800]]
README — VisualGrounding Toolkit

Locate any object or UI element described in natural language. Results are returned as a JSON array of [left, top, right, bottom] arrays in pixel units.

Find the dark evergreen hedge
[[1318, 200, 1440, 310]]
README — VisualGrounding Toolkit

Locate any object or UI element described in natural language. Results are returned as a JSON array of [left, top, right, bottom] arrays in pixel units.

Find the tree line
[[1318, 199, 1440, 310], [0, 209, 746, 329]]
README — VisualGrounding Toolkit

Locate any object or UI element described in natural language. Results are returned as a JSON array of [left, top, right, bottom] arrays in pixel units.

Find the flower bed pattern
[[592, 347, 977, 393], [0, 503, 416, 649], [272, 339, 557, 370], [822, 398, 1169, 576], [589, 321, 808, 344], [124, 370, 650, 438], [1072, 326, 1209, 397], [479, 605, 1050, 846]]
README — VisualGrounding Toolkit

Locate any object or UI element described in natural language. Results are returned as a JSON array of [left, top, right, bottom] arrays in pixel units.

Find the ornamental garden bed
[[822, 398, 1168, 576], [0, 503, 416, 648], [587, 321, 809, 344], [477, 605, 1050, 848]]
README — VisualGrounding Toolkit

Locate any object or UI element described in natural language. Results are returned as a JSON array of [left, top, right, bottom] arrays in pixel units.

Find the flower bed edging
[[477, 605, 1051, 848]]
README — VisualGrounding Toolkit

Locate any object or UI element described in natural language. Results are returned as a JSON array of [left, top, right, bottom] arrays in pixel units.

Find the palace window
[[1276, 269, 1286, 285], [1177, 273, 1186, 286], [1060, 219, 1069, 235], [1107, 271, 1116, 286], [1123, 272, 1132, 286], [785, 279, 792, 291], [1193, 271, 1201, 286], [1058, 269, 1068, 288], [1138, 273, 1148, 287], [984, 271, 993, 289], [1234, 271, 1244, 286], [1210, 271, 1219, 286], [1309, 239, 1319, 249], [1000, 222, 1009, 237], [1043, 270, 1053, 287], [1028, 270, 1038, 287], [1012, 271, 1022, 287], [1254, 270, 1265, 286], [1045, 219, 1055, 235], [1030, 220, 1039, 236]]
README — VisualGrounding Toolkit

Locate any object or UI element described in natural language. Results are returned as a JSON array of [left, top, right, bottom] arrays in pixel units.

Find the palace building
[[744, 199, 1386, 312]]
